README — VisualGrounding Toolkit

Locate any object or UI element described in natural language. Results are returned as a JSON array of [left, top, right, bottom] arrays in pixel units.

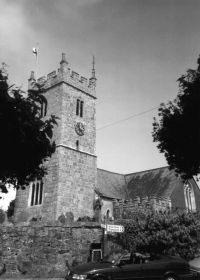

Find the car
[[189, 257, 200, 280], [66, 252, 194, 280]]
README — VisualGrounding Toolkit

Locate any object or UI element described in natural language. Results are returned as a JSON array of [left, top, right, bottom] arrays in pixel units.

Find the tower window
[[40, 100, 47, 118], [76, 99, 80, 116], [80, 101, 84, 117], [184, 182, 196, 211], [76, 99, 84, 117], [76, 140, 79, 150], [29, 180, 43, 206]]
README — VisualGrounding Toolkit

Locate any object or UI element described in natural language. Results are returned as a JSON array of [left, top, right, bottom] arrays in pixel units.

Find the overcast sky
[[1, 0, 200, 180]]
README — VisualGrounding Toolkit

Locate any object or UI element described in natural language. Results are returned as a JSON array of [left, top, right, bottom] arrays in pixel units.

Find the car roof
[[189, 257, 200, 270]]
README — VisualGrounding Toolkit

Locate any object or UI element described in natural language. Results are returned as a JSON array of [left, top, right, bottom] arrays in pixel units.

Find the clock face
[[75, 122, 85, 136]]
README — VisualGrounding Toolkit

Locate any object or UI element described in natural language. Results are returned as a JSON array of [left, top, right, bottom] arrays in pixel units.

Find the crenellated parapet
[[31, 53, 97, 98], [113, 195, 172, 219]]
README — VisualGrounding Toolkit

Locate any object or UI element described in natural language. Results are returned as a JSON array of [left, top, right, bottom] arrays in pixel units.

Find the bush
[[77, 216, 95, 222], [117, 208, 200, 261], [7, 199, 15, 218]]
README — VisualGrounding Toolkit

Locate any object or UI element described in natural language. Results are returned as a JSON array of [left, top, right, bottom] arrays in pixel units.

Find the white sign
[[106, 224, 124, 233]]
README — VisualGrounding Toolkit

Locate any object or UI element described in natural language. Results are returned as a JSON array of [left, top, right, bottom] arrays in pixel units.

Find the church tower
[[14, 53, 97, 222]]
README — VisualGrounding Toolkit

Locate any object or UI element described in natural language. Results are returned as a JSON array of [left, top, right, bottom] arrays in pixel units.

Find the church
[[14, 54, 200, 223]]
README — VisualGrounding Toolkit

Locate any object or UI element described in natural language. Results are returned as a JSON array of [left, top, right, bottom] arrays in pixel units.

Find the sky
[[1, 0, 200, 207]]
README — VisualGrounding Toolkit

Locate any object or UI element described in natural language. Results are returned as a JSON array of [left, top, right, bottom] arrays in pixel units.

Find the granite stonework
[[14, 151, 59, 223], [0, 222, 102, 278], [14, 53, 97, 222]]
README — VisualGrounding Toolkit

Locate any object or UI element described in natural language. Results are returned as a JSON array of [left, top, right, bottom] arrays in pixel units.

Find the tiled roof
[[96, 169, 127, 199], [125, 166, 181, 199], [97, 166, 188, 200]]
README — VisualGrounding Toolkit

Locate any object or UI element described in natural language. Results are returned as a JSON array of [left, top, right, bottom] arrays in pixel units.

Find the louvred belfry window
[[76, 99, 80, 116], [80, 101, 84, 117], [76, 99, 84, 117]]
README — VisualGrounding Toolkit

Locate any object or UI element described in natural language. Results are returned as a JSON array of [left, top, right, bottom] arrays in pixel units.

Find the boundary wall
[[0, 222, 102, 278]]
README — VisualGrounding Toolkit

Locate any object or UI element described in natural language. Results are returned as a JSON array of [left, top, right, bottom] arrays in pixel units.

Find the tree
[[6, 199, 15, 219], [0, 66, 57, 193], [152, 55, 200, 179], [117, 207, 200, 261]]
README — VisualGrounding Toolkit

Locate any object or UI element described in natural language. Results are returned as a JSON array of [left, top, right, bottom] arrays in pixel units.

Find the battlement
[[33, 53, 96, 98], [113, 195, 172, 219]]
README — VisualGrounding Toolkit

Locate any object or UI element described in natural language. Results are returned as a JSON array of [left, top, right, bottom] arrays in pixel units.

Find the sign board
[[106, 224, 124, 233]]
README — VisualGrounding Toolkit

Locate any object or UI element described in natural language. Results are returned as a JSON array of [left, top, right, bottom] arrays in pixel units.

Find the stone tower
[[14, 53, 97, 222]]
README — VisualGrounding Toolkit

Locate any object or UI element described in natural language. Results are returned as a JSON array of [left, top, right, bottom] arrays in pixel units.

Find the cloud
[[70, 0, 104, 7], [0, 1, 28, 52]]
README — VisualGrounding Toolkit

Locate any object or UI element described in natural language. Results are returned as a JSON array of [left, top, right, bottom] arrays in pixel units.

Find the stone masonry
[[0, 222, 102, 278], [14, 53, 97, 222], [113, 196, 172, 219]]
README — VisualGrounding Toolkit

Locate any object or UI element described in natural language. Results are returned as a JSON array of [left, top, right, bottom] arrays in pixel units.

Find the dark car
[[189, 257, 200, 280], [66, 252, 194, 280]]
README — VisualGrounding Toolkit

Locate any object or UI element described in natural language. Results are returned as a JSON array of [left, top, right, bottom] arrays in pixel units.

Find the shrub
[[117, 208, 200, 260]]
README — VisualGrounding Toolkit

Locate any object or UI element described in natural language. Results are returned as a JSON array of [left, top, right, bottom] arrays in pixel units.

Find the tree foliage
[[117, 208, 200, 261], [0, 67, 57, 192], [6, 199, 15, 218], [152, 55, 200, 179]]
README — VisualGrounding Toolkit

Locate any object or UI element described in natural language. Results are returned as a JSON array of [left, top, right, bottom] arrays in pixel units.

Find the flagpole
[[32, 43, 39, 80], [35, 43, 39, 80], [35, 53, 37, 80]]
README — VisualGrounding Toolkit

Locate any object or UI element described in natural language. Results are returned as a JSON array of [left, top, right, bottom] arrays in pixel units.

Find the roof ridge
[[124, 165, 169, 176], [97, 168, 125, 176]]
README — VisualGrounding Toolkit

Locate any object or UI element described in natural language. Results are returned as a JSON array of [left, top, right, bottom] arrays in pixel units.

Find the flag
[[32, 47, 38, 57]]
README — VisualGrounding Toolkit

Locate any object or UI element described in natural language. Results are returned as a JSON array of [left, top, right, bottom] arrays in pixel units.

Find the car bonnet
[[72, 262, 113, 275]]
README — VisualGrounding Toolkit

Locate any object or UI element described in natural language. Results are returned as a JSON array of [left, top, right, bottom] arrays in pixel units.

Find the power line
[[97, 106, 159, 131]]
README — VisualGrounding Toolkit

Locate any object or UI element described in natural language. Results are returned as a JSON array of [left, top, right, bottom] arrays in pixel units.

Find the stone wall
[[14, 150, 60, 223], [0, 222, 102, 278], [113, 196, 172, 219], [57, 147, 97, 220], [15, 53, 97, 223]]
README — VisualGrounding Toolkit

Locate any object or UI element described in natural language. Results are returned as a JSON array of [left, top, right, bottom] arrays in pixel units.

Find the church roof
[[96, 169, 127, 199], [125, 166, 181, 200], [96, 166, 190, 200]]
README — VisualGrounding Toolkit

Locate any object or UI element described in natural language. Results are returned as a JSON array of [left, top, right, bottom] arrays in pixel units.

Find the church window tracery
[[184, 182, 196, 211], [29, 180, 43, 206]]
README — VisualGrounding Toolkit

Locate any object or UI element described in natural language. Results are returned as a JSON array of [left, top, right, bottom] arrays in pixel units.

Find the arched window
[[29, 180, 44, 206], [106, 209, 110, 219], [80, 101, 84, 117], [31, 183, 35, 206], [184, 182, 196, 211], [35, 182, 40, 205], [76, 99, 80, 116], [76, 140, 79, 150], [76, 99, 84, 117], [39, 181, 43, 205], [40, 101, 47, 118]]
